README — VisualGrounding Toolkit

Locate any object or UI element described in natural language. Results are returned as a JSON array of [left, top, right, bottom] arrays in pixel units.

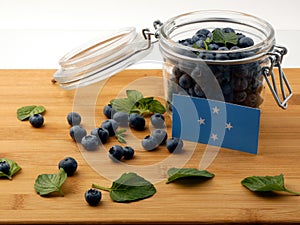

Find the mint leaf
[[92, 172, 156, 202], [212, 28, 238, 47], [115, 128, 127, 143], [17, 105, 45, 121], [126, 90, 143, 103], [241, 174, 300, 195], [166, 168, 215, 184], [110, 90, 166, 116], [0, 158, 22, 179], [34, 168, 67, 196], [110, 98, 133, 114], [149, 100, 166, 114]]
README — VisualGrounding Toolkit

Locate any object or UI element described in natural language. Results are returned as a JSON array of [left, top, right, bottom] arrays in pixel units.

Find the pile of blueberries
[[167, 27, 265, 108], [67, 106, 183, 162]]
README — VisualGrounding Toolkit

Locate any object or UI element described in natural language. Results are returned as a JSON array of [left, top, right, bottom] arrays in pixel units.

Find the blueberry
[[194, 84, 206, 98], [151, 129, 168, 145], [128, 113, 145, 131], [208, 43, 220, 50], [237, 33, 246, 41], [29, 114, 44, 128], [166, 137, 184, 153], [112, 111, 129, 127], [229, 46, 241, 59], [141, 135, 159, 151], [85, 188, 102, 206], [103, 104, 116, 119], [195, 29, 211, 37], [108, 145, 124, 161], [70, 125, 87, 143], [81, 135, 99, 151], [222, 27, 235, 33], [233, 77, 248, 91], [0, 161, 10, 175], [66, 112, 81, 126], [123, 146, 135, 160], [215, 47, 229, 60], [178, 74, 192, 89], [233, 91, 247, 103], [238, 37, 254, 48], [58, 157, 78, 176], [91, 127, 109, 144], [150, 113, 165, 129], [101, 119, 118, 136], [194, 40, 206, 49]]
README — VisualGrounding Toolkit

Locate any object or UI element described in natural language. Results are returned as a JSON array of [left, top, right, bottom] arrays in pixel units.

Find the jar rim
[[158, 10, 276, 63]]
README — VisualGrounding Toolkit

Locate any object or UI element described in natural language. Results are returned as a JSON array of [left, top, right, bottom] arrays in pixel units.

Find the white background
[[1, 0, 299, 68]]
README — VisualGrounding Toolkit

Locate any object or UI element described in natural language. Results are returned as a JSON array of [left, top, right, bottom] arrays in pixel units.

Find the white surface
[[0, 0, 299, 68]]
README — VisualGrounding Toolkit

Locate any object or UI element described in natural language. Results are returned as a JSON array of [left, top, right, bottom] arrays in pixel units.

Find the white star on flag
[[198, 117, 205, 125], [211, 133, 218, 141], [212, 106, 220, 114], [225, 122, 233, 131]]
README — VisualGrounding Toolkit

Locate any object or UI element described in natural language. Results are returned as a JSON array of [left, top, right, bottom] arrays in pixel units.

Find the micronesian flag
[[172, 94, 261, 154]]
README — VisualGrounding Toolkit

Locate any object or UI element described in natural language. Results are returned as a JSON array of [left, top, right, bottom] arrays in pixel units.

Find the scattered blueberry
[[128, 113, 145, 131], [85, 188, 102, 206], [103, 104, 116, 119], [91, 127, 109, 144], [81, 135, 99, 151], [29, 114, 44, 128], [0, 161, 10, 175], [66, 112, 81, 126], [166, 137, 184, 153], [112, 111, 129, 127], [70, 125, 87, 143], [141, 135, 159, 151], [101, 119, 118, 136], [108, 145, 124, 161], [58, 157, 78, 176], [151, 129, 168, 145], [150, 113, 165, 128], [123, 146, 135, 160]]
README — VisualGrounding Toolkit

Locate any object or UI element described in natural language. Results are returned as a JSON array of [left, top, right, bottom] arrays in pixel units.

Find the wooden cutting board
[[0, 69, 300, 224]]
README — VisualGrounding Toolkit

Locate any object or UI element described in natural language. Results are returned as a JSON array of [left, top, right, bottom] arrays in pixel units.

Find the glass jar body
[[158, 10, 276, 110]]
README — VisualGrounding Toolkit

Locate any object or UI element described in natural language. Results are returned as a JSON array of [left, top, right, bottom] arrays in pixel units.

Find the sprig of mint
[[34, 168, 67, 196], [212, 28, 238, 47], [166, 168, 215, 184], [241, 174, 300, 196], [92, 172, 156, 202], [110, 90, 166, 116], [17, 105, 46, 121], [0, 158, 22, 180], [115, 128, 126, 143]]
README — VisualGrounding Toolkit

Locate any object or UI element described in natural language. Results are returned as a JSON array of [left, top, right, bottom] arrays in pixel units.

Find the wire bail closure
[[262, 45, 293, 109]]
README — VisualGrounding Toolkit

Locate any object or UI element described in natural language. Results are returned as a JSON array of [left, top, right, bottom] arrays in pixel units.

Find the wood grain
[[0, 69, 300, 224]]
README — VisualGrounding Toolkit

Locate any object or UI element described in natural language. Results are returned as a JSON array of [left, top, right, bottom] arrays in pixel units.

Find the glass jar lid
[[53, 27, 152, 90]]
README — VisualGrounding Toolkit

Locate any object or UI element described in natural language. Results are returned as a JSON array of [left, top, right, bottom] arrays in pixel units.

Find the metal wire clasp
[[262, 45, 292, 109], [141, 20, 162, 49]]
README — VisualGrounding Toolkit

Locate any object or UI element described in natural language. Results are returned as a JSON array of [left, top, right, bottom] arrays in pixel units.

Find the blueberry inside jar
[[158, 10, 280, 110]]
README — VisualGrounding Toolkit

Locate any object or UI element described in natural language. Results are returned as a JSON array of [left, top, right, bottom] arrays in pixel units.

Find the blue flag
[[172, 94, 261, 154]]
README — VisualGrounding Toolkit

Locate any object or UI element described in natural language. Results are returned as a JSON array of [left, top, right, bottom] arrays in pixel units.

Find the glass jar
[[157, 10, 292, 110], [53, 10, 292, 109]]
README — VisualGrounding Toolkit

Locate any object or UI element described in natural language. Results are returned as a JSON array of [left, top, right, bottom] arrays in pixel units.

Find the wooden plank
[[0, 69, 299, 224]]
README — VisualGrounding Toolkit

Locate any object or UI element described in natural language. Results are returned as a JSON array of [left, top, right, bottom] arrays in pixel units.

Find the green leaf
[[166, 168, 215, 184], [110, 98, 133, 114], [115, 128, 127, 144], [148, 100, 166, 114], [212, 28, 238, 47], [241, 174, 300, 195], [0, 158, 22, 179], [92, 172, 156, 202], [34, 168, 67, 196], [110, 90, 166, 116], [126, 90, 143, 103], [17, 105, 45, 121]]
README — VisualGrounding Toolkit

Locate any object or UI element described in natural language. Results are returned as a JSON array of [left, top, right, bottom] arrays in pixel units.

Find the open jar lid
[[53, 27, 153, 90]]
